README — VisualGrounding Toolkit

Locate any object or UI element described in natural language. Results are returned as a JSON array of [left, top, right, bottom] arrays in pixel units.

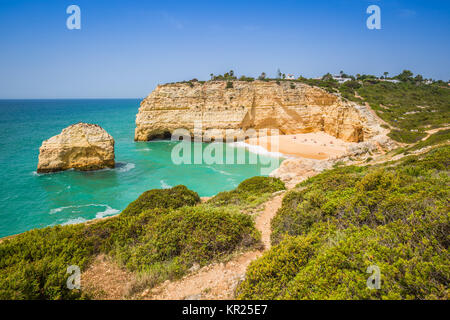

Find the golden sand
[[246, 132, 354, 160]]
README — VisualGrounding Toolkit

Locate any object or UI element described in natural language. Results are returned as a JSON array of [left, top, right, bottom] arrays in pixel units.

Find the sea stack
[[37, 123, 115, 173]]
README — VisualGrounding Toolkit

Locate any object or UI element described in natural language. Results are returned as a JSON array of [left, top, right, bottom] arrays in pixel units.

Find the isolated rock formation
[[37, 123, 115, 173], [135, 80, 382, 142]]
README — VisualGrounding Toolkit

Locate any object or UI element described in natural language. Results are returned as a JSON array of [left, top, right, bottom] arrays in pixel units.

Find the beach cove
[[0, 99, 282, 237]]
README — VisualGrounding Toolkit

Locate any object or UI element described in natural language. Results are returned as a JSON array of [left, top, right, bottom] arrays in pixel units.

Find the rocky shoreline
[[37, 123, 115, 173]]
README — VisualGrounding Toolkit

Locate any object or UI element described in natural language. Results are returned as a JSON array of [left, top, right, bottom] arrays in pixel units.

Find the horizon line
[[0, 97, 143, 100]]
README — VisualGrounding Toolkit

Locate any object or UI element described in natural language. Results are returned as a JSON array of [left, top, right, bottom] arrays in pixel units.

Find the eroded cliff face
[[135, 81, 377, 142], [37, 123, 115, 173]]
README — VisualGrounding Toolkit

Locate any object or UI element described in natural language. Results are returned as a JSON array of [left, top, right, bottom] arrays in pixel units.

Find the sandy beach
[[245, 132, 354, 160]]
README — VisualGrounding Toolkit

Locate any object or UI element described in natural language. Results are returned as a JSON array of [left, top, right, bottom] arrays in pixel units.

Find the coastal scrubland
[[207, 176, 285, 212], [0, 71, 449, 300], [0, 178, 283, 299], [1, 141, 448, 299], [285, 74, 449, 144], [236, 144, 449, 299], [344, 82, 449, 143]]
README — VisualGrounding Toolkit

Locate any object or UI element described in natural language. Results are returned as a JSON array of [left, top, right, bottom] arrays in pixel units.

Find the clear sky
[[0, 0, 449, 98]]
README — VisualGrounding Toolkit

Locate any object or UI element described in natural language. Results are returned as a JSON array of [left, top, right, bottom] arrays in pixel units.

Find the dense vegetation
[[237, 145, 449, 299], [121, 185, 200, 217], [0, 180, 272, 299], [297, 72, 449, 144], [354, 82, 449, 143], [207, 176, 285, 212], [407, 129, 450, 151]]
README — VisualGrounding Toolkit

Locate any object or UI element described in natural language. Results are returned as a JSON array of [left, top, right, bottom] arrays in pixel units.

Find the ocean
[[0, 99, 281, 237]]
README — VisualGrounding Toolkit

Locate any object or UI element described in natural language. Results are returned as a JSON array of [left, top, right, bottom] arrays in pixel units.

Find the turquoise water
[[0, 100, 281, 237]]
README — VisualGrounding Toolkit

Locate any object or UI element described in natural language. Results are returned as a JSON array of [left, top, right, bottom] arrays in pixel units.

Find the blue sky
[[0, 0, 449, 98]]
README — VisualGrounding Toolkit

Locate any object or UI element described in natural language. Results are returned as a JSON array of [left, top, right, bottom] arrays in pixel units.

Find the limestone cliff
[[37, 123, 115, 173], [135, 80, 382, 142]]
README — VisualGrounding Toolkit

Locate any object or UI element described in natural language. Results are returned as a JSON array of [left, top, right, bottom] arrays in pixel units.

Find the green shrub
[[115, 206, 260, 274], [237, 176, 285, 194], [239, 76, 255, 82], [296, 77, 338, 93], [121, 185, 200, 217], [208, 190, 245, 207], [238, 145, 450, 300], [408, 129, 450, 151], [263, 223, 448, 300], [388, 129, 427, 144], [0, 225, 93, 300], [333, 79, 450, 143], [343, 80, 362, 90], [354, 82, 450, 141], [207, 177, 285, 209], [236, 233, 321, 299], [0, 184, 260, 300]]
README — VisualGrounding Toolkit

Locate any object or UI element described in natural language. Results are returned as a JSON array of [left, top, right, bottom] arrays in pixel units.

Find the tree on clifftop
[[396, 70, 414, 82], [277, 68, 282, 79]]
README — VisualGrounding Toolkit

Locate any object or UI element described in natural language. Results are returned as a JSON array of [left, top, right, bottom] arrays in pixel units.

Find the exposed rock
[[135, 80, 396, 188], [37, 123, 115, 173], [189, 263, 201, 273], [270, 158, 330, 189], [347, 141, 378, 156], [135, 81, 383, 142], [270, 135, 397, 188]]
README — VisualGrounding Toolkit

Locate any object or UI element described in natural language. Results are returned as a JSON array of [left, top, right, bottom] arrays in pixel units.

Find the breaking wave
[[49, 204, 120, 218], [61, 217, 88, 226], [229, 141, 285, 158], [115, 162, 135, 173], [207, 166, 233, 176]]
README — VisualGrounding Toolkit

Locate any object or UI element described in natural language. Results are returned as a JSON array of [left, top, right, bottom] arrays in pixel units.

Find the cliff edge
[[135, 80, 385, 142]]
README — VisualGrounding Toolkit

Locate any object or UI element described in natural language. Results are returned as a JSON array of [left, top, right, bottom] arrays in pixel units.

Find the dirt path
[[421, 126, 450, 141], [143, 192, 285, 300], [82, 254, 136, 299]]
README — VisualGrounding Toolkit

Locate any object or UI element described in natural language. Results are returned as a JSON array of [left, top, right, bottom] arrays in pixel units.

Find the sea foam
[[116, 162, 135, 173], [207, 166, 233, 176], [95, 206, 120, 219], [160, 180, 172, 189], [49, 204, 120, 217], [61, 217, 88, 226], [229, 141, 285, 158]]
